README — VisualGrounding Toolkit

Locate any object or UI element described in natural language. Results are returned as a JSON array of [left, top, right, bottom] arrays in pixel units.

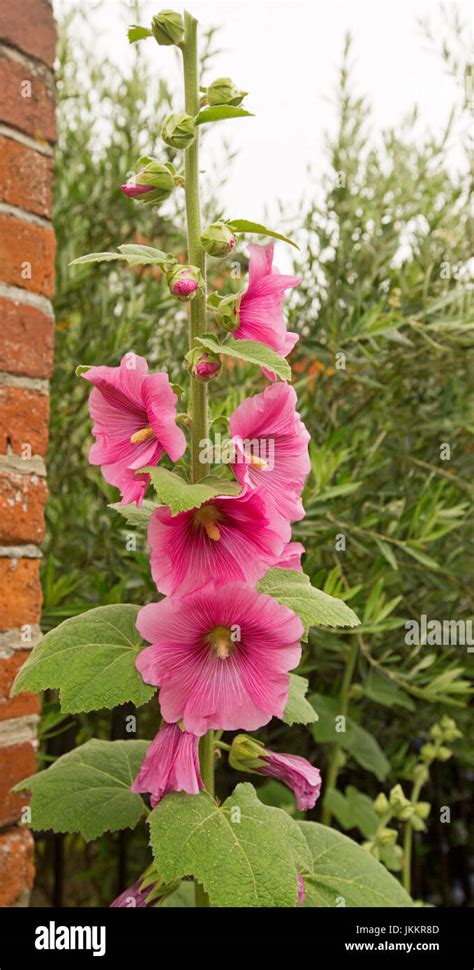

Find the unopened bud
[[200, 221, 236, 258], [151, 9, 184, 46], [121, 157, 176, 205], [414, 801, 431, 820], [166, 264, 204, 301], [437, 746, 452, 762], [373, 793, 389, 817], [421, 743, 436, 763], [378, 827, 398, 846], [162, 112, 196, 150], [192, 353, 221, 383], [207, 77, 247, 107]]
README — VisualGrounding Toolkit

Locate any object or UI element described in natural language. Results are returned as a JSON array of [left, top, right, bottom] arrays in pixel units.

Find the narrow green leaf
[[142, 466, 241, 515], [149, 783, 311, 907], [299, 822, 412, 906], [195, 106, 254, 125], [14, 739, 148, 841], [69, 252, 131, 266], [127, 25, 152, 43], [257, 568, 360, 636], [227, 218, 299, 250], [283, 673, 318, 725], [195, 334, 291, 381], [117, 244, 173, 263], [11, 605, 154, 712]]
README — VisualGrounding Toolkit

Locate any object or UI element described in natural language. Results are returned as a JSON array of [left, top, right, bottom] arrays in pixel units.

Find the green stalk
[[181, 10, 213, 908], [321, 636, 358, 825], [402, 775, 424, 896]]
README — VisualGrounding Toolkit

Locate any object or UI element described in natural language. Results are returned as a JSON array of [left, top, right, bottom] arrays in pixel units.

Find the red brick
[[0, 740, 36, 827], [0, 826, 35, 905], [0, 651, 40, 721], [0, 296, 54, 378], [0, 386, 49, 458], [0, 0, 56, 69], [0, 213, 55, 298], [0, 135, 53, 218], [0, 558, 42, 631], [0, 470, 47, 544], [0, 52, 55, 144]]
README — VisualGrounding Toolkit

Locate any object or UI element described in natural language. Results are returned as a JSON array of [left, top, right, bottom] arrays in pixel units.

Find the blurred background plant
[[33, 2, 473, 906]]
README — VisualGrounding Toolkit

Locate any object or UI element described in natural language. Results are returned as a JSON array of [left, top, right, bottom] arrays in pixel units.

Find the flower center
[[249, 453, 267, 470], [206, 625, 233, 660], [193, 504, 223, 541], [130, 425, 155, 445]]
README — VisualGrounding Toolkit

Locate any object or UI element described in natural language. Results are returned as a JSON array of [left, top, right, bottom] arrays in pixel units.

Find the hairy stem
[[181, 9, 213, 908]]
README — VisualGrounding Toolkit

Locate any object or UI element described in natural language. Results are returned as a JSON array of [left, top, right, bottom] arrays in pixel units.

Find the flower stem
[[402, 775, 424, 896], [181, 10, 213, 908], [321, 635, 358, 825]]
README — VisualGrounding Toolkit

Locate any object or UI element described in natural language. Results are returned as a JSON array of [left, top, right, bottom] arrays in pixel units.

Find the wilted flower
[[136, 582, 303, 735], [131, 722, 204, 806], [82, 352, 186, 506], [229, 734, 322, 811]]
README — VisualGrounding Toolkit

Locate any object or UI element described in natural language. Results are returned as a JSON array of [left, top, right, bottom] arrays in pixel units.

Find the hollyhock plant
[[230, 381, 311, 521], [229, 733, 322, 811], [274, 541, 305, 571], [131, 721, 203, 806], [135, 582, 304, 735], [147, 485, 290, 596], [82, 352, 186, 506]]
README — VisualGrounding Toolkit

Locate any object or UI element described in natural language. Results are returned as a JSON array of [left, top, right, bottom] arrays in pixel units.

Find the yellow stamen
[[249, 453, 267, 470], [130, 425, 155, 445], [193, 504, 222, 542], [207, 625, 233, 660]]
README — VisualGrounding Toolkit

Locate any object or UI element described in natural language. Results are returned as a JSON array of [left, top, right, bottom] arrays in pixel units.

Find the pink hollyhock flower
[[82, 352, 186, 506], [131, 722, 203, 807], [258, 750, 322, 811], [297, 875, 305, 906], [136, 583, 303, 735], [233, 243, 301, 362], [110, 879, 158, 908], [274, 541, 305, 571], [147, 485, 290, 596], [229, 382, 311, 522]]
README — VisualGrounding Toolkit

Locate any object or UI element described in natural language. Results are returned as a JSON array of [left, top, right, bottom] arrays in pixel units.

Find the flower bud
[[389, 783, 411, 816], [151, 9, 184, 46], [378, 827, 398, 846], [210, 292, 240, 331], [193, 353, 221, 383], [166, 264, 204, 301], [162, 112, 196, 150], [430, 724, 443, 742], [207, 77, 247, 107], [373, 792, 389, 817], [437, 745, 452, 762], [121, 157, 176, 205], [420, 742, 436, 763], [229, 734, 266, 773], [200, 221, 236, 258], [414, 801, 431, 820]]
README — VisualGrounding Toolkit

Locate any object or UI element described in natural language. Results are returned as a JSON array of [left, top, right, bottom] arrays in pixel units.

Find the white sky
[[54, 0, 471, 226]]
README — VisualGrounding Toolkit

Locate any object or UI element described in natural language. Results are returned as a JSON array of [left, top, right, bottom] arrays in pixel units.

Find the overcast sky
[[54, 0, 470, 227]]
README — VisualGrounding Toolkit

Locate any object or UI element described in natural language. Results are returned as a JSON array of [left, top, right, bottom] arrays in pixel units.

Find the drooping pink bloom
[[110, 879, 158, 908], [297, 875, 305, 906], [147, 485, 290, 596], [82, 353, 186, 506], [131, 722, 203, 807], [273, 541, 305, 571], [136, 583, 303, 736], [234, 243, 300, 362], [230, 382, 311, 522], [120, 183, 154, 198], [258, 750, 322, 811]]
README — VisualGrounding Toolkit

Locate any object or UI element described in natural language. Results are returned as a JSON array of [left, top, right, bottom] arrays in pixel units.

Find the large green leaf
[[257, 569, 360, 637], [11, 605, 154, 712], [227, 218, 299, 250], [143, 467, 241, 515], [283, 673, 318, 725], [109, 499, 159, 531], [148, 783, 311, 907], [324, 786, 379, 839], [195, 334, 291, 381], [299, 821, 412, 907], [14, 740, 148, 841], [310, 693, 390, 781], [195, 105, 254, 125]]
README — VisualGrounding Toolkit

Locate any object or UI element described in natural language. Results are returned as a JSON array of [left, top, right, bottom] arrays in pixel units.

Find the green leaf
[[195, 334, 291, 381], [127, 24, 152, 43], [195, 106, 254, 125], [14, 739, 148, 841], [283, 673, 319, 725], [109, 499, 159, 531], [227, 219, 299, 250], [11, 605, 154, 712], [160, 882, 196, 907], [70, 252, 132, 266], [310, 693, 390, 781], [298, 822, 412, 906], [257, 569, 360, 637], [365, 669, 415, 711], [325, 786, 379, 839], [148, 783, 311, 907], [143, 466, 241, 515], [70, 246, 173, 268]]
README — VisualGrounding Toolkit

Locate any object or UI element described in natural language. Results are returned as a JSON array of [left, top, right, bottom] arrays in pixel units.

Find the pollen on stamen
[[130, 425, 155, 444], [249, 453, 267, 470]]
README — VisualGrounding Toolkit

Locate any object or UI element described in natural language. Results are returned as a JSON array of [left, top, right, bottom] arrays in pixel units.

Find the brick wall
[[0, 0, 56, 907]]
